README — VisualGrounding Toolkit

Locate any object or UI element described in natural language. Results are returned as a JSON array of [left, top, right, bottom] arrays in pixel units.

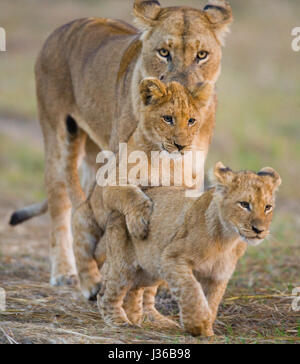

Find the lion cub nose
[[174, 143, 186, 151], [252, 226, 264, 235]]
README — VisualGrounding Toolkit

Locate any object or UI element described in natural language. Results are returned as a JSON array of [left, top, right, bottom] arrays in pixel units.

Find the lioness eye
[[188, 118, 196, 126], [197, 51, 209, 62], [162, 115, 174, 125], [158, 49, 170, 59], [239, 201, 251, 211], [265, 205, 273, 213]]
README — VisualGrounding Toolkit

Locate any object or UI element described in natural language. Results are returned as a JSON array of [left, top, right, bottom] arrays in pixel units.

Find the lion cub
[[98, 162, 281, 336], [72, 78, 213, 299]]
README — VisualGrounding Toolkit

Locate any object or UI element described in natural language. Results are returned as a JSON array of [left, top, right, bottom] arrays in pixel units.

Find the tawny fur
[[72, 78, 213, 300], [11, 0, 233, 286], [96, 163, 281, 336]]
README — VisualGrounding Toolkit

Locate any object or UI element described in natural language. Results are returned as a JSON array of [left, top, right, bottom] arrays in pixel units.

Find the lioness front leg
[[72, 202, 102, 300], [103, 186, 153, 240], [161, 259, 214, 337]]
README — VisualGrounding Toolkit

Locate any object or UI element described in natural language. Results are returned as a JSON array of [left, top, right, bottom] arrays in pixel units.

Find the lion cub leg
[[98, 212, 135, 327], [123, 288, 145, 326], [72, 202, 102, 300], [102, 186, 153, 240], [203, 278, 229, 323], [161, 259, 214, 337], [98, 273, 133, 328], [143, 286, 179, 329]]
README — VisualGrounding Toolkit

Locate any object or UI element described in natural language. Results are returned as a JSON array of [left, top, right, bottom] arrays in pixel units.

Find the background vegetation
[[0, 0, 299, 344]]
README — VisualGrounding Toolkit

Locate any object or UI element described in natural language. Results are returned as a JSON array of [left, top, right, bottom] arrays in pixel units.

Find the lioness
[[10, 0, 233, 286], [97, 163, 281, 336], [71, 77, 213, 300]]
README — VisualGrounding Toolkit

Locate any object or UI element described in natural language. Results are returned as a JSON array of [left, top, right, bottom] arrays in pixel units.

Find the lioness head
[[139, 77, 213, 153], [211, 162, 282, 246], [134, 0, 233, 92]]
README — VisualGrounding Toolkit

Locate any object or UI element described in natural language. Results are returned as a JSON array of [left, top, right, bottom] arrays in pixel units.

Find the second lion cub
[[98, 162, 281, 336]]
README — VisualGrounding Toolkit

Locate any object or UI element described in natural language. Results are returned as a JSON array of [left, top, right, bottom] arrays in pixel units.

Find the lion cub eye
[[158, 49, 170, 59], [265, 205, 273, 213], [162, 115, 174, 125], [239, 201, 251, 211], [197, 51, 209, 62], [188, 118, 196, 126]]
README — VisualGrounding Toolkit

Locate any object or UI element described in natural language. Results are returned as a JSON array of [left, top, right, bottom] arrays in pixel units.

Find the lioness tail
[[10, 200, 48, 226]]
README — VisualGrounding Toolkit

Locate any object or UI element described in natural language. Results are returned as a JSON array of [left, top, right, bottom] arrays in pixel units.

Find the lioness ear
[[203, 0, 233, 45], [134, 0, 161, 29], [209, 161, 234, 191], [140, 78, 167, 105], [258, 167, 282, 191], [192, 83, 214, 108]]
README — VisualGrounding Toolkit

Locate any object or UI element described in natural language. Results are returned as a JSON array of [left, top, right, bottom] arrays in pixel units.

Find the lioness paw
[[126, 199, 153, 240], [50, 274, 78, 287]]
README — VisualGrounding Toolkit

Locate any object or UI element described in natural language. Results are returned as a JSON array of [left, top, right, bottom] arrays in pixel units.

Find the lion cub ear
[[203, 0, 233, 45], [209, 161, 234, 191], [258, 167, 282, 191], [140, 78, 167, 105], [134, 0, 161, 28]]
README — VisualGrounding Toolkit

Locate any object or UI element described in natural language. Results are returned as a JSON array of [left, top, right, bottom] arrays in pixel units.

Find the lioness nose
[[252, 226, 264, 235], [174, 143, 185, 151]]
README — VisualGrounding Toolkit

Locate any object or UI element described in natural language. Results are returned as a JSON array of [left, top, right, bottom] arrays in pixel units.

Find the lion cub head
[[139, 77, 213, 153], [134, 0, 233, 92], [211, 162, 282, 246]]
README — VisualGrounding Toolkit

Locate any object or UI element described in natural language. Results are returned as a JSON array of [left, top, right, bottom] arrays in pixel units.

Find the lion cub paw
[[125, 199, 153, 240], [103, 315, 133, 328], [186, 322, 214, 337], [81, 280, 102, 301], [144, 309, 180, 329], [98, 297, 133, 328], [78, 270, 102, 301]]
